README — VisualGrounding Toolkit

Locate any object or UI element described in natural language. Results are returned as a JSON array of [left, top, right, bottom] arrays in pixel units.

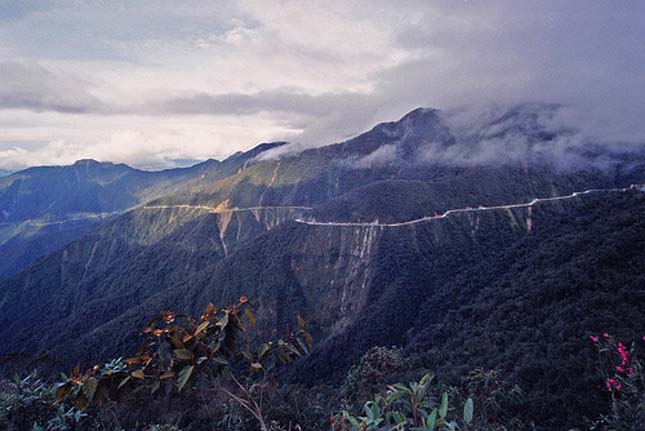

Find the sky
[[1, 0, 644, 170]]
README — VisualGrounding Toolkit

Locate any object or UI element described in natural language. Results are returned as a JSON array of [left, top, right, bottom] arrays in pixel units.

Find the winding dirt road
[[294, 184, 643, 227], [138, 184, 642, 228]]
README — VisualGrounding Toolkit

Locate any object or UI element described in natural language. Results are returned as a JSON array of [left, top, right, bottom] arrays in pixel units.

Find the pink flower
[[617, 342, 630, 365], [603, 333, 610, 338], [628, 367, 634, 376], [616, 366, 625, 373], [589, 336, 599, 343], [615, 383, 622, 391], [642, 335, 645, 342]]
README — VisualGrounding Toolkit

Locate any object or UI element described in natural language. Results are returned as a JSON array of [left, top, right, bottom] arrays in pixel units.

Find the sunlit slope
[[0, 143, 285, 280]]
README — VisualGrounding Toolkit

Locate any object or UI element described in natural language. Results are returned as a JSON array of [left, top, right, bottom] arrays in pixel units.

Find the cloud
[[0, 61, 103, 113], [145, 89, 375, 117], [416, 104, 644, 170], [340, 144, 398, 169], [1, 1, 645, 169]]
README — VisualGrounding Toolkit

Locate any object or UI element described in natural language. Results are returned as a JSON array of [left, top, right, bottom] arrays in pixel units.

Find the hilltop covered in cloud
[[1, 1, 644, 170]]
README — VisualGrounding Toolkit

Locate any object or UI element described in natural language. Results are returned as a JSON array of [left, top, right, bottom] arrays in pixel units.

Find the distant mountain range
[[1, 105, 644, 428], [0, 144, 284, 280]]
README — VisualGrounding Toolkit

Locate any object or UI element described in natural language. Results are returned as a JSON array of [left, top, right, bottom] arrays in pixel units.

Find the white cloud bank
[[0, 0, 644, 169]]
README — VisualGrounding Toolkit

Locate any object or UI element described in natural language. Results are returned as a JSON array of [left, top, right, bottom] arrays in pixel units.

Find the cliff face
[[291, 224, 382, 334], [0, 203, 306, 357]]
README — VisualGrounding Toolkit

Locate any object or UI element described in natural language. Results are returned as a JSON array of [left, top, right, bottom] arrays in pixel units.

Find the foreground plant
[[588, 333, 645, 430], [0, 371, 85, 431], [332, 373, 474, 431], [53, 297, 313, 431]]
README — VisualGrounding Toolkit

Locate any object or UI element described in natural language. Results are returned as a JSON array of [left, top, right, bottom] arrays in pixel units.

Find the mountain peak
[[399, 107, 440, 122], [73, 158, 103, 165], [225, 141, 289, 162]]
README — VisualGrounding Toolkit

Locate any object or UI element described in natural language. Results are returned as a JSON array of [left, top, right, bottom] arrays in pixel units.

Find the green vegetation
[[2, 307, 643, 430]]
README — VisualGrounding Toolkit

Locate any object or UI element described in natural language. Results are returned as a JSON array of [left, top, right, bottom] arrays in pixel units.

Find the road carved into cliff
[[294, 184, 643, 227], [139, 185, 643, 228]]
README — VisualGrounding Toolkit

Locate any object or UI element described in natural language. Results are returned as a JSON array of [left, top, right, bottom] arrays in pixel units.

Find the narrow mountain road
[[295, 184, 644, 227], [139, 184, 643, 228], [142, 204, 312, 213], [0, 211, 121, 228]]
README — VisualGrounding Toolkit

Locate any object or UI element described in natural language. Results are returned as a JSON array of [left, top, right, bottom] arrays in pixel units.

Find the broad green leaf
[[439, 392, 448, 419], [82, 377, 98, 403], [364, 403, 374, 420], [177, 365, 194, 392], [371, 403, 381, 420], [463, 397, 473, 424], [426, 409, 437, 431], [386, 390, 406, 403]]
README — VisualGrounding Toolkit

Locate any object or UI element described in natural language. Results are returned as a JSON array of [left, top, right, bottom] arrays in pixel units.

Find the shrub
[[588, 333, 645, 430], [53, 297, 313, 431], [0, 371, 84, 431], [332, 373, 475, 430]]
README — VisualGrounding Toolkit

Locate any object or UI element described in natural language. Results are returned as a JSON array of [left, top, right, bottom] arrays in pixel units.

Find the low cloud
[[0, 61, 104, 113], [339, 144, 398, 169], [416, 104, 645, 170]]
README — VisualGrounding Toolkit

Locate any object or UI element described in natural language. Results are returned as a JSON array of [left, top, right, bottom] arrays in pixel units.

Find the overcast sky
[[1, 0, 644, 170]]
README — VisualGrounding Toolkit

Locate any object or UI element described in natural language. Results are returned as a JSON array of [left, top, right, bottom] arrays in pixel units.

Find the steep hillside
[[0, 217, 100, 282], [0, 203, 308, 360], [404, 191, 645, 428], [0, 143, 284, 280]]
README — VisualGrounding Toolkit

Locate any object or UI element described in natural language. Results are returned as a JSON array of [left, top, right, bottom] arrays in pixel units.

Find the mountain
[[0, 169, 13, 178], [1, 106, 644, 428], [0, 143, 284, 280]]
